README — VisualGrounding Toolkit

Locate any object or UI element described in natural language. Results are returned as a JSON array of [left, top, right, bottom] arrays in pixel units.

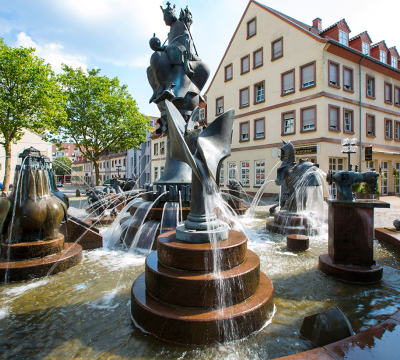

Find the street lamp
[[341, 138, 358, 171], [116, 164, 121, 178]]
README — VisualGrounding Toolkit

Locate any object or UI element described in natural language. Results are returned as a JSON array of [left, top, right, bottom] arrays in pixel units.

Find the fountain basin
[[266, 212, 319, 236]]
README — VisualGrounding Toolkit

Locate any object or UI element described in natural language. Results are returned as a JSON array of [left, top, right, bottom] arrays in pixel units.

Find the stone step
[[131, 271, 274, 345], [145, 249, 260, 308], [157, 230, 247, 271]]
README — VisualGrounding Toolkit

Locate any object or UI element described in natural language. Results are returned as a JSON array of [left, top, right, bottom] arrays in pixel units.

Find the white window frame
[[392, 57, 398, 69], [339, 31, 348, 46], [344, 111, 352, 132], [283, 112, 294, 134], [362, 42, 370, 55], [395, 122, 400, 140], [228, 162, 237, 183], [240, 161, 250, 186], [254, 160, 265, 186], [380, 50, 387, 63], [255, 83, 264, 102]]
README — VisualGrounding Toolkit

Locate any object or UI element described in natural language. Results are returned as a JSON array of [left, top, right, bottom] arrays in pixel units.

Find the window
[[281, 69, 295, 95], [366, 75, 375, 98], [160, 141, 165, 155], [240, 161, 250, 186], [254, 81, 264, 103], [216, 97, 224, 115], [219, 163, 224, 186], [343, 66, 354, 92], [119, 159, 121, 164], [362, 42, 370, 55], [380, 50, 387, 63], [391, 57, 398, 69], [366, 114, 375, 137], [328, 61, 340, 88], [123, 159, 126, 167], [339, 30, 348, 46], [240, 121, 249, 141], [300, 62, 315, 89], [241, 55, 250, 74], [154, 143, 158, 155], [395, 121, 400, 141], [301, 106, 316, 132], [385, 118, 393, 139], [199, 108, 205, 120], [385, 82, 392, 104], [395, 86, 400, 106], [329, 158, 344, 198], [228, 162, 237, 183], [161, 166, 164, 175], [329, 105, 340, 131], [247, 18, 256, 39], [366, 160, 375, 171], [253, 48, 263, 69], [254, 160, 265, 186], [225, 64, 232, 81], [282, 111, 295, 135], [254, 118, 265, 139], [343, 109, 354, 134], [271, 38, 283, 60], [395, 163, 400, 194], [154, 167, 158, 181], [240, 87, 249, 108], [112, 160, 114, 167]]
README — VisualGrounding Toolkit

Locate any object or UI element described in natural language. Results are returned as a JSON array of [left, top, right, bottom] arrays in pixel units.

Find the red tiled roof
[[350, 31, 372, 43], [319, 19, 351, 34]]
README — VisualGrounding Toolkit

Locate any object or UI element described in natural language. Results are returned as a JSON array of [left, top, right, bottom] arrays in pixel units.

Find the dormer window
[[392, 57, 398, 69], [380, 50, 387, 63], [362, 42, 370, 55], [339, 31, 348, 46]]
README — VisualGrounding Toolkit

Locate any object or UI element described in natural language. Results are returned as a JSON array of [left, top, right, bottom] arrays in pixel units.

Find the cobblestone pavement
[[374, 196, 400, 228]]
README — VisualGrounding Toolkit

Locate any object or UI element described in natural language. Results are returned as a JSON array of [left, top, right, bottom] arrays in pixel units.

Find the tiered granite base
[[0, 234, 83, 283], [319, 199, 389, 284], [131, 230, 274, 345], [266, 211, 319, 236]]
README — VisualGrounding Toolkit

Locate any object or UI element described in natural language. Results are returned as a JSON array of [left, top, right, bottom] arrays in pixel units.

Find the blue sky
[[1, 0, 398, 118]]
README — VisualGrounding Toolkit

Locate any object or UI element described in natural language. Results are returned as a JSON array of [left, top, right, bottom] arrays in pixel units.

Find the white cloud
[[15, 32, 87, 73]]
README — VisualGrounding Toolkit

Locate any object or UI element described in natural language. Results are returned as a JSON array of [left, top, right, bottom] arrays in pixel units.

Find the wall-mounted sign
[[365, 146, 373, 161], [294, 146, 317, 155]]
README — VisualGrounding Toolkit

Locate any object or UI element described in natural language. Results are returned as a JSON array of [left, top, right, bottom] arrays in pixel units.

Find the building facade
[[52, 142, 81, 161], [98, 150, 128, 183], [0, 129, 53, 186], [203, 0, 400, 196]]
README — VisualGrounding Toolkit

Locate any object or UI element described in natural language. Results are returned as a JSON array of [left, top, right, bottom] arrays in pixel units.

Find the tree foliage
[[52, 156, 72, 176], [0, 38, 66, 192], [46, 65, 152, 185]]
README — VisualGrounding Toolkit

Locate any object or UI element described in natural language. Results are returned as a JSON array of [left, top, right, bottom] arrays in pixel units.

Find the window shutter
[[283, 112, 294, 121], [330, 63, 338, 84], [302, 108, 315, 127], [330, 107, 338, 128], [273, 40, 282, 58], [242, 57, 249, 72], [302, 65, 314, 85], [241, 89, 249, 106], [395, 87, 400, 104], [226, 66, 231, 79], [254, 51, 262, 67], [255, 119, 264, 133], [386, 84, 391, 102], [241, 122, 249, 135], [248, 21, 255, 36], [367, 116, 374, 133], [344, 69, 352, 88], [283, 72, 294, 91]]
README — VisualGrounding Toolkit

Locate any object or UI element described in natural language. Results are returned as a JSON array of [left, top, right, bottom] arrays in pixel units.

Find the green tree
[[52, 156, 72, 177], [0, 38, 66, 192], [46, 65, 151, 186]]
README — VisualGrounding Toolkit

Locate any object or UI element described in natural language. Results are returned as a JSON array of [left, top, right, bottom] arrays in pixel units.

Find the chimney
[[313, 18, 322, 31]]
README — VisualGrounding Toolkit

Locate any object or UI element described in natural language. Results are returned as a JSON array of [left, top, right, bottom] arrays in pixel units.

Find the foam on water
[[4, 278, 49, 297]]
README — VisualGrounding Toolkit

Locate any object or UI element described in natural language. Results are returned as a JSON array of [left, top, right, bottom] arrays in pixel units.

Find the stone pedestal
[[318, 199, 389, 283], [287, 234, 309, 252], [131, 230, 274, 345], [0, 234, 83, 283]]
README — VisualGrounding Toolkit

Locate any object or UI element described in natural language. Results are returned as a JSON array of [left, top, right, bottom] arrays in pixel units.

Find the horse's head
[[280, 140, 295, 164]]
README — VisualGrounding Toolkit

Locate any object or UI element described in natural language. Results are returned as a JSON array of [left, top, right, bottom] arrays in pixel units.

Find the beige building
[[98, 150, 127, 183], [152, 0, 400, 197], [0, 129, 53, 185]]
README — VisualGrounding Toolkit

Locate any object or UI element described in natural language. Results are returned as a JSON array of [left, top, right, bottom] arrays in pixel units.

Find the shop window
[[228, 162, 237, 183], [254, 160, 265, 186], [240, 161, 250, 186]]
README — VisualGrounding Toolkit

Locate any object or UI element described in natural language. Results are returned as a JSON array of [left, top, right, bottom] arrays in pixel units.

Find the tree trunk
[[93, 160, 101, 186], [2, 142, 12, 196]]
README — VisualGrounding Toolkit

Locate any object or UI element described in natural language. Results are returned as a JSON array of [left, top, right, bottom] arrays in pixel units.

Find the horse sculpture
[[275, 141, 321, 212]]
